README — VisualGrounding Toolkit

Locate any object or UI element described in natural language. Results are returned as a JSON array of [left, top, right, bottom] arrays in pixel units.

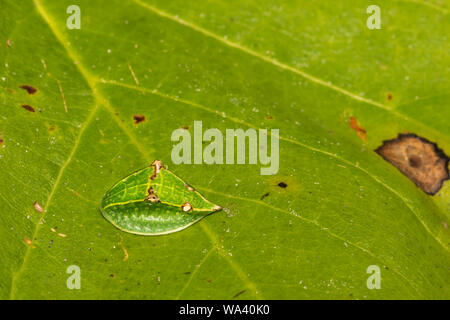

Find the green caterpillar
[[100, 160, 221, 235]]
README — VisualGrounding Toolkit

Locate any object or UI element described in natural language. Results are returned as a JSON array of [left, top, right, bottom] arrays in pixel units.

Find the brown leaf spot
[[266, 115, 273, 120], [19, 85, 37, 95], [181, 125, 189, 130], [133, 114, 145, 124], [387, 93, 393, 101], [6, 39, 11, 47], [375, 133, 449, 195], [24, 238, 32, 245], [21, 104, 35, 112], [0, 138, 3, 145], [349, 117, 367, 142]]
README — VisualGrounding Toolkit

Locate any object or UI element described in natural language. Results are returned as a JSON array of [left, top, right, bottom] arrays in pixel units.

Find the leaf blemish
[[133, 114, 146, 124], [33, 201, 44, 213], [278, 182, 287, 188], [387, 93, 393, 101], [349, 116, 367, 142], [375, 133, 450, 195], [260, 192, 270, 200], [232, 290, 246, 298], [19, 85, 37, 95], [21, 104, 35, 112]]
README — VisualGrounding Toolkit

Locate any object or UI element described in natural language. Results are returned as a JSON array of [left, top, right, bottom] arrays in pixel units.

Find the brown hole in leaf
[[375, 133, 450, 195], [19, 85, 37, 95], [278, 182, 287, 188], [349, 117, 367, 142], [21, 104, 35, 112], [133, 114, 145, 124], [387, 93, 393, 101], [260, 192, 270, 200]]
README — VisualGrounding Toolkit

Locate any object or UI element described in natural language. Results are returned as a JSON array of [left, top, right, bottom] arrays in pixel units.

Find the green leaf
[[1, 0, 449, 300], [101, 161, 222, 235]]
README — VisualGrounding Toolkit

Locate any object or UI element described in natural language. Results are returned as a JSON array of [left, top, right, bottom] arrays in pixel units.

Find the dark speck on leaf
[[260, 192, 270, 200], [387, 93, 393, 101], [278, 182, 287, 188], [232, 290, 246, 299], [19, 85, 37, 95], [133, 114, 145, 124], [21, 104, 35, 112]]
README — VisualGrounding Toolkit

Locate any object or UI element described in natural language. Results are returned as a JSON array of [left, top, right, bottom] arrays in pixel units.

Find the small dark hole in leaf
[[19, 85, 37, 95], [375, 133, 449, 195], [278, 182, 287, 188], [133, 114, 145, 124], [21, 104, 35, 112]]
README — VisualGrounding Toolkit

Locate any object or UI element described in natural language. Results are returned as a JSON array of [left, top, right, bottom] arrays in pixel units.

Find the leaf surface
[[0, 0, 449, 299]]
